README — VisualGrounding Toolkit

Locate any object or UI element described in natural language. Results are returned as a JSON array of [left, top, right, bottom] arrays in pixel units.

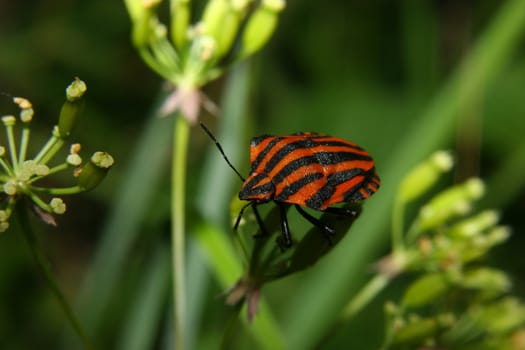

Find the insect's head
[[239, 172, 275, 203]]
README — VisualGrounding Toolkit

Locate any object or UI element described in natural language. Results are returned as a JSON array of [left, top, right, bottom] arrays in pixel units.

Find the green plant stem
[[17, 203, 94, 350], [19, 126, 30, 164], [220, 301, 243, 350], [172, 115, 190, 350], [340, 274, 390, 321], [5, 124, 18, 172], [391, 196, 405, 251]]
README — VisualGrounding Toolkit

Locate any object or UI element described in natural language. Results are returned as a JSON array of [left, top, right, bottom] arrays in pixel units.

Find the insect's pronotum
[[200, 123, 380, 249]]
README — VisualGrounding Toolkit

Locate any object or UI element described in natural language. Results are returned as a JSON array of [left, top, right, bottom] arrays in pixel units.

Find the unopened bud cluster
[[379, 151, 521, 348], [125, 0, 286, 122], [0, 79, 114, 232]]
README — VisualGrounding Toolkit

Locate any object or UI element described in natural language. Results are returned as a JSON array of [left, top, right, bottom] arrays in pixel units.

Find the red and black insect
[[200, 123, 380, 249]]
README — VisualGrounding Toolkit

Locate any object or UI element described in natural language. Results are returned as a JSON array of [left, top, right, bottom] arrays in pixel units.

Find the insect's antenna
[[199, 122, 246, 182]]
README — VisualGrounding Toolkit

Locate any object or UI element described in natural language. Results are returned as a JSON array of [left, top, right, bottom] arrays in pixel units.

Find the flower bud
[[171, 0, 191, 48], [448, 210, 499, 239], [131, 0, 160, 47], [398, 151, 453, 202], [2, 115, 16, 126], [65, 78, 87, 102], [239, 0, 286, 59], [77, 152, 114, 191], [14, 97, 34, 123], [402, 273, 450, 309], [460, 267, 511, 298], [392, 317, 439, 346], [3, 179, 17, 195], [202, 0, 230, 41], [58, 78, 87, 138], [50, 198, 66, 214], [67, 154, 82, 166], [416, 178, 485, 231], [0, 221, 9, 232]]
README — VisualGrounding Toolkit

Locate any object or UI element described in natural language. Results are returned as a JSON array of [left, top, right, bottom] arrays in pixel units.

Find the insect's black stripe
[[271, 151, 372, 185], [239, 173, 268, 199], [305, 168, 365, 209], [251, 135, 273, 147], [263, 140, 369, 174], [251, 137, 283, 171], [275, 172, 324, 202], [343, 169, 380, 202]]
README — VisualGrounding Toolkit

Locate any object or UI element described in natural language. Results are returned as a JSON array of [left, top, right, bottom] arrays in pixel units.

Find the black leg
[[295, 205, 335, 235], [252, 204, 270, 238], [233, 201, 253, 231], [277, 203, 293, 250], [323, 206, 359, 217]]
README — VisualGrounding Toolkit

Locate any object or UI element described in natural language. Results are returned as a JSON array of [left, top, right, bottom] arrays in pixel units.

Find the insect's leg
[[252, 204, 271, 238], [277, 203, 293, 250], [323, 206, 360, 217], [295, 205, 336, 245], [233, 201, 253, 231]]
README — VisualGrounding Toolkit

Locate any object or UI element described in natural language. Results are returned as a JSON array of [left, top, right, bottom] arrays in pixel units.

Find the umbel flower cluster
[[125, 0, 285, 122], [376, 151, 525, 349], [0, 78, 114, 232]]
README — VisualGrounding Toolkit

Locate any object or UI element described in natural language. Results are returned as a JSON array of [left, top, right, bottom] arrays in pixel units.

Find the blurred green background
[[1, 0, 525, 349]]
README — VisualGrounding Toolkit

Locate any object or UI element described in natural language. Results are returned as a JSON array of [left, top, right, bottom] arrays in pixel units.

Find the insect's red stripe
[[252, 137, 299, 174], [275, 174, 327, 207], [326, 175, 368, 208], [250, 136, 281, 167], [269, 152, 373, 189]]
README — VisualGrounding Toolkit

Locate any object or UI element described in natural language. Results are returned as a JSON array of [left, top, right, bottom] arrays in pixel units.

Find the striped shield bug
[[200, 123, 380, 249]]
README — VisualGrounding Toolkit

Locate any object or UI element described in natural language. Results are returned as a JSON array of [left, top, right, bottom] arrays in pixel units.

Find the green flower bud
[[392, 317, 439, 346], [58, 78, 87, 138], [0, 221, 9, 232], [3, 179, 17, 195], [77, 152, 114, 191], [402, 273, 450, 309], [460, 267, 511, 298], [2, 115, 16, 126], [416, 178, 485, 231], [20, 108, 34, 123], [448, 210, 499, 239], [66, 77, 87, 102], [202, 0, 230, 40], [67, 154, 82, 166], [0, 210, 10, 222], [130, 1, 160, 47], [239, 0, 285, 59], [468, 298, 525, 335], [14, 97, 34, 123], [50, 197, 66, 214], [398, 151, 453, 203], [171, 0, 191, 48]]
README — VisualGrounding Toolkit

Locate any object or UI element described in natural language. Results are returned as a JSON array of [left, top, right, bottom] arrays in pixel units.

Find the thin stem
[[32, 185, 84, 195], [39, 139, 65, 165], [0, 157, 14, 176], [391, 196, 405, 251], [172, 115, 190, 350], [17, 203, 95, 350], [28, 163, 69, 184], [19, 126, 31, 164], [5, 124, 19, 172], [340, 274, 391, 321], [26, 192, 52, 212], [34, 134, 60, 164]]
